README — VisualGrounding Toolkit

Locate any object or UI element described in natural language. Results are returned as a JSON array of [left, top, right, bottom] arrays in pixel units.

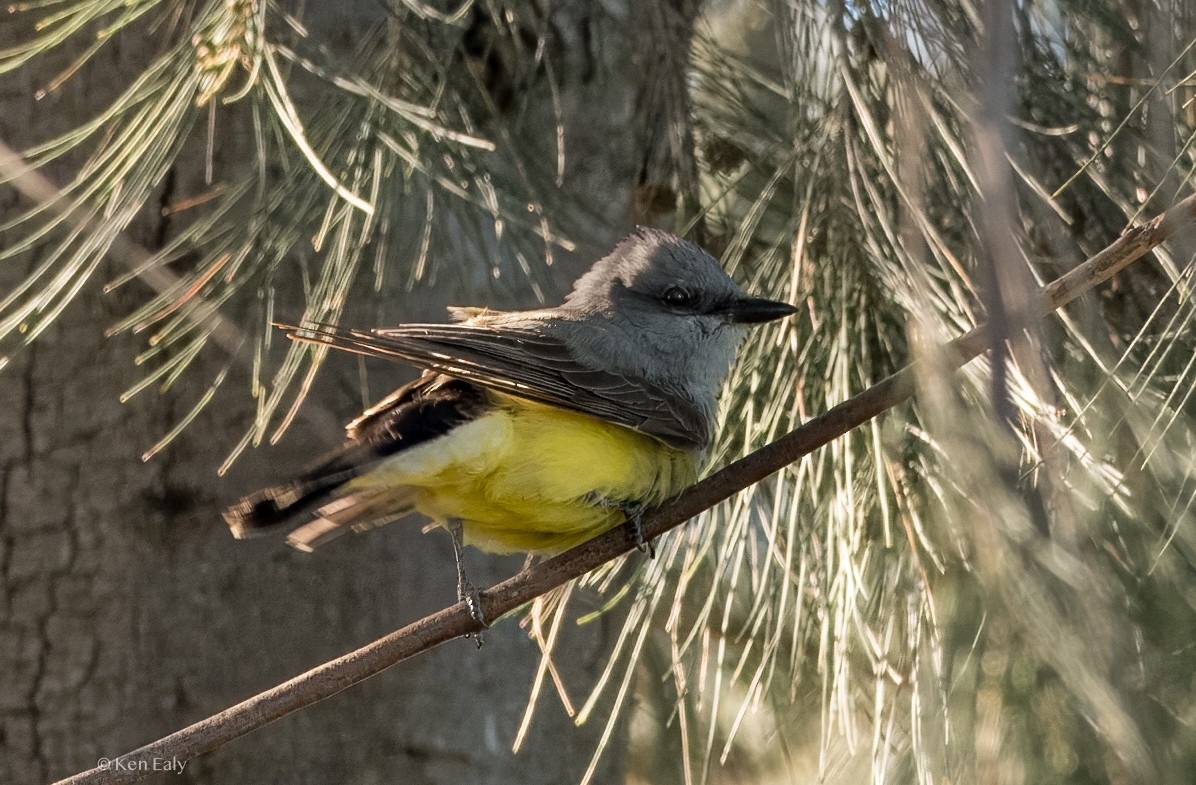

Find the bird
[[223, 227, 796, 623]]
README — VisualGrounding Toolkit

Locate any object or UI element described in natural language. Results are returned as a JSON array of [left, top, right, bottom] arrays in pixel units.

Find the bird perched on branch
[[223, 228, 796, 623]]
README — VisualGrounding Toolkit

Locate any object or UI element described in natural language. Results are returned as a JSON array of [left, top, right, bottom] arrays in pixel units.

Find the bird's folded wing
[[287, 322, 708, 451]]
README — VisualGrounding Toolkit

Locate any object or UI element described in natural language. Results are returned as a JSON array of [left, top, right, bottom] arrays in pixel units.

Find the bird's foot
[[625, 504, 655, 559], [448, 518, 489, 647], [458, 578, 489, 648]]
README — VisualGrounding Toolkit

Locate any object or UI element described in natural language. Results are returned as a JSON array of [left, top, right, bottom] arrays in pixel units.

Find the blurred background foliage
[[3, 0, 1196, 783]]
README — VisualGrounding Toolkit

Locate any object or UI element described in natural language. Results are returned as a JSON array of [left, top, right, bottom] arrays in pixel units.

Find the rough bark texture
[[0, 3, 658, 783]]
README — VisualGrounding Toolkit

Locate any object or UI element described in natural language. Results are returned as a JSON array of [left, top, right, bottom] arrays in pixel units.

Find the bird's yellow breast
[[346, 394, 699, 553]]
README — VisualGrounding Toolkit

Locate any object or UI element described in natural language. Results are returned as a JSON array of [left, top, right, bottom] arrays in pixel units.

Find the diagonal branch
[[51, 194, 1196, 785]]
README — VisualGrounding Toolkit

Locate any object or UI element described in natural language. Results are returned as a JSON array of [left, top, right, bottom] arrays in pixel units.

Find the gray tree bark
[[0, 3, 672, 783]]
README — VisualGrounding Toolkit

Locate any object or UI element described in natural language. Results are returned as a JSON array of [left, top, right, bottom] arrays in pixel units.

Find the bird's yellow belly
[[351, 396, 699, 553]]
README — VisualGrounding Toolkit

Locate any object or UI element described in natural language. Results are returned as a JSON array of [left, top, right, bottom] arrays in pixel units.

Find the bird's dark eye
[[662, 286, 693, 307]]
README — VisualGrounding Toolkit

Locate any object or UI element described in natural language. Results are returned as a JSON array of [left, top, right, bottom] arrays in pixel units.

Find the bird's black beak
[[717, 297, 799, 325]]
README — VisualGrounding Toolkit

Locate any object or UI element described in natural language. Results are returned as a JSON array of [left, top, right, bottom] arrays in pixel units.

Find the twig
[[51, 194, 1196, 785]]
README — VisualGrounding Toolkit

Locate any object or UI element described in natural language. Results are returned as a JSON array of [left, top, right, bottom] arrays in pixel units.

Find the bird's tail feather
[[285, 490, 415, 551], [222, 465, 358, 539]]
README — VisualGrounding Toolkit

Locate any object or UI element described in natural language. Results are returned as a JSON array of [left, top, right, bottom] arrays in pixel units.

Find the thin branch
[[52, 194, 1196, 785]]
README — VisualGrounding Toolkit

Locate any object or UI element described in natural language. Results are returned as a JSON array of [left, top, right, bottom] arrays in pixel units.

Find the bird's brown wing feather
[[287, 322, 708, 451]]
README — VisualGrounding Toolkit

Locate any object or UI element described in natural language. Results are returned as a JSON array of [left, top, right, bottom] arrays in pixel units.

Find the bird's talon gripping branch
[[463, 587, 488, 628], [462, 585, 488, 649], [625, 505, 655, 559], [448, 519, 489, 643]]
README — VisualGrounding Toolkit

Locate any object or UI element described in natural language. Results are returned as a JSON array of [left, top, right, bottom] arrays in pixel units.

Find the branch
[[52, 194, 1196, 785]]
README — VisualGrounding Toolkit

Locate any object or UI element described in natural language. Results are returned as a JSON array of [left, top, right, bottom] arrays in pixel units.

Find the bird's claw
[[626, 506, 655, 559], [459, 581, 489, 648], [448, 518, 489, 647]]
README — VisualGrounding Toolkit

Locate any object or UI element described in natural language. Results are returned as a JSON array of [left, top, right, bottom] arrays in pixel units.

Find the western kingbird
[[224, 228, 795, 604]]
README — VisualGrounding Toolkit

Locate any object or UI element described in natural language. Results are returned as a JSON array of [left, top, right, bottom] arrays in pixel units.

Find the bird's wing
[[287, 321, 708, 451]]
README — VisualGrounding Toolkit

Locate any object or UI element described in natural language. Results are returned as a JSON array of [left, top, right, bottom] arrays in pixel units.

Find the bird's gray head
[[560, 228, 796, 411]]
